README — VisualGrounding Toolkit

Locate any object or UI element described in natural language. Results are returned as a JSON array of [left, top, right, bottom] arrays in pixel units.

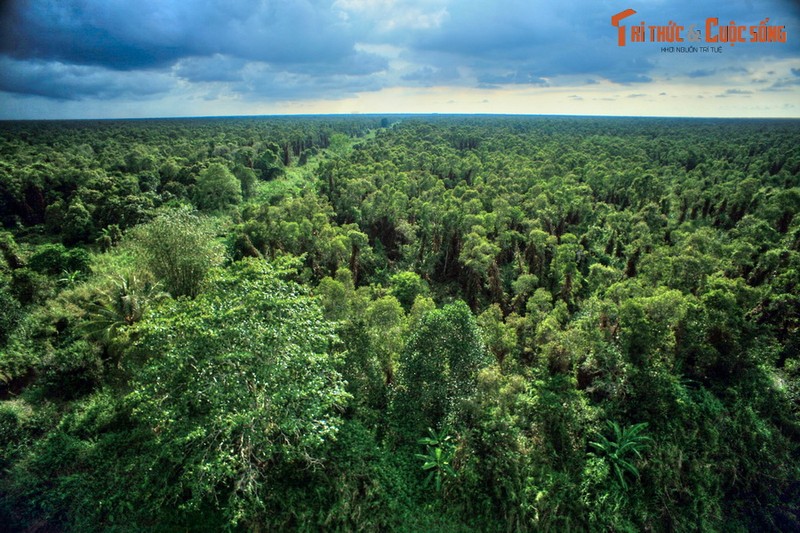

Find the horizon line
[[2, 112, 800, 123]]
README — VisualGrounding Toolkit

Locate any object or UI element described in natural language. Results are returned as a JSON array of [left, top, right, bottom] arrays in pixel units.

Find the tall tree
[[194, 163, 242, 211], [128, 208, 224, 298], [392, 301, 490, 440], [128, 259, 348, 528]]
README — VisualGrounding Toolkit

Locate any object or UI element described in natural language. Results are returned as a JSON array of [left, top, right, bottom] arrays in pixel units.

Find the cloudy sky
[[0, 0, 798, 119]]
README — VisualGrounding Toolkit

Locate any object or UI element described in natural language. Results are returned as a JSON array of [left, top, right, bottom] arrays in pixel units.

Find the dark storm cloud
[[408, 1, 555, 56], [0, 0, 798, 108], [0, 0, 386, 101], [174, 55, 248, 83], [383, 1, 690, 86], [285, 51, 388, 77], [228, 64, 385, 101], [400, 1, 640, 81], [0, 1, 186, 69], [173, 51, 387, 85], [396, 0, 798, 86], [0, 0, 356, 69], [0, 56, 172, 100]]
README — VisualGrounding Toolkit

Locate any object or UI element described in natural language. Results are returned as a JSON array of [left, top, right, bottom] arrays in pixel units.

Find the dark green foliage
[[389, 270, 429, 311], [392, 300, 491, 440], [10, 267, 52, 305], [0, 116, 798, 531], [81, 273, 166, 352], [0, 282, 21, 345], [0, 400, 32, 469], [0, 231, 24, 269], [38, 339, 103, 400], [28, 243, 90, 277], [62, 199, 95, 244], [194, 162, 242, 211], [232, 164, 258, 200], [253, 146, 284, 180]]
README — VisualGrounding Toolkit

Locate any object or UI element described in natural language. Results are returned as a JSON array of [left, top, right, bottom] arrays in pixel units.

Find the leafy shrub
[[38, 339, 103, 400], [28, 243, 90, 277], [127, 208, 224, 298]]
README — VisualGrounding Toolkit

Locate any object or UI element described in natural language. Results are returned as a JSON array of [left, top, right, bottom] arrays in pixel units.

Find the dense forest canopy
[[0, 115, 798, 531]]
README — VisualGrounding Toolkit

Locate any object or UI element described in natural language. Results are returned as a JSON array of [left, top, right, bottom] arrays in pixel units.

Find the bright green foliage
[[127, 259, 347, 526], [62, 199, 95, 245], [587, 263, 622, 296], [477, 303, 516, 363], [328, 132, 352, 155], [193, 162, 242, 211], [616, 286, 689, 367], [365, 294, 406, 387], [82, 273, 166, 351], [389, 271, 429, 311], [416, 428, 458, 492], [127, 208, 224, 298], [460, 227, 501, 279], [408, 294, 436, 326], [590, 421, 652, 490], [316, 271, 353, 322]]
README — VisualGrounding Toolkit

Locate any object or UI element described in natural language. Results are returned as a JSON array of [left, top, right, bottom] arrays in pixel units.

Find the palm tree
[[82, 274, 165, 347], [590, 421, 652, 490]]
